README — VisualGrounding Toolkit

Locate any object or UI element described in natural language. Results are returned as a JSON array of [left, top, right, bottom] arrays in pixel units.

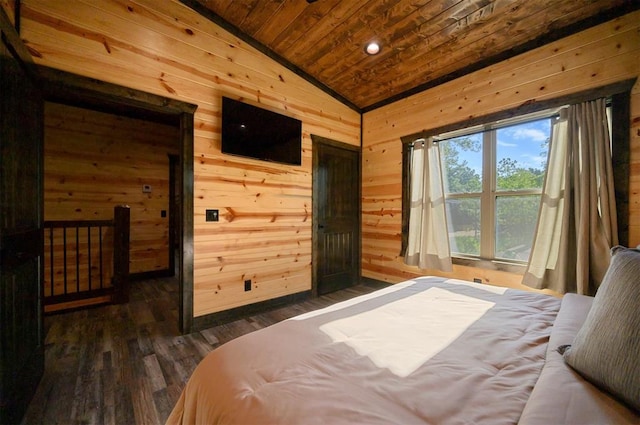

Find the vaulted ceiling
[[184, 0, 638, 111]]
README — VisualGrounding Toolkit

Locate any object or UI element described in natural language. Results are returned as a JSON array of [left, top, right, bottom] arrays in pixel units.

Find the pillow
[[563, 245, 640, 412]]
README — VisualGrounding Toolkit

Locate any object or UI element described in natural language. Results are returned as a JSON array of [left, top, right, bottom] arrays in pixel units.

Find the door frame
[[36, 66, 197, 333], [0, 6, 44, 422], [311, 135, 361, 297], [168, 154, 180, 275]]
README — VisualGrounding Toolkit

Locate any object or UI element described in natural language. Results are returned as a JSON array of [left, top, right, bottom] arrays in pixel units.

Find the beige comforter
[[167, 277, 562, 424]]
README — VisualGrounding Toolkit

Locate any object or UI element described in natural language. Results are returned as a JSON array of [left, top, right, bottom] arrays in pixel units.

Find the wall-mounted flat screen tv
[[221, 96, 302, 166]]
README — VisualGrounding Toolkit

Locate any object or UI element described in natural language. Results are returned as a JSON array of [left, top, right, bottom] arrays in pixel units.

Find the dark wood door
[[313, 137, 360, 295], [0, 11, 45, 424]]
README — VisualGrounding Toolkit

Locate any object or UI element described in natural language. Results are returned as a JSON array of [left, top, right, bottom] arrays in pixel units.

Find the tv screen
[[221, 96, 302, 166]]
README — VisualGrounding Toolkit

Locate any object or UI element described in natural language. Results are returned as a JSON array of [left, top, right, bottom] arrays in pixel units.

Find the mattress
[[519, 293, 640, 424], [167, 277, 566, 424]]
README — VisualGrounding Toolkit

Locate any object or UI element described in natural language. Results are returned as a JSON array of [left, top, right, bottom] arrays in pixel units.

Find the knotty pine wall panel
[[21, 0, 360, 317], [362, 11, 640, 291], [0, 0, 16, 26], [44, 102, 177, 276]]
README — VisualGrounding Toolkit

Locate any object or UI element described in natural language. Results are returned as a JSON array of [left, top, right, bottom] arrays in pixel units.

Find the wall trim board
[[179, 112, 195, 334], [178, 0, 359, 113], [36, 65, 197, 334], [611, 90, 631, 247], [130, 269, 175, 281], [311, 134, 362, 153], [180, 2, 640, 113], [359, 276, 392, 291], [192, 278, 393, 330], [400, 78, 637, 144], [361, 4, 640, 113], [14, 0, 20, 33], [192, 290, 312, 331], [1, 4, 33, 71], [36, 66, 197, 120]]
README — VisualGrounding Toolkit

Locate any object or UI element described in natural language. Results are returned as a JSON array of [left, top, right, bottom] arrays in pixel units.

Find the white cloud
[[511, 128, 548, 142], [497, 140, 517, 147]]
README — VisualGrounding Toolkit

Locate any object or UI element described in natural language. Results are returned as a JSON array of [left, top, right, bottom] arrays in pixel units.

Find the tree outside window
[[440, 118, 551, 262]]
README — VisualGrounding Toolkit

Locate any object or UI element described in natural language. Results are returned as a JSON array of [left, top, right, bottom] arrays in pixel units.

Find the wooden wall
[[20, 0, 360, 317], [362, 11, 640, 289], [0, 0, 16, 26], [44, 102, 177, 276], [16, 0, 638, 317]]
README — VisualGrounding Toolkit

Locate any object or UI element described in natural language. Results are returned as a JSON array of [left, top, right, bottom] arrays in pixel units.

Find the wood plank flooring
[[22, 277, 388, 425]]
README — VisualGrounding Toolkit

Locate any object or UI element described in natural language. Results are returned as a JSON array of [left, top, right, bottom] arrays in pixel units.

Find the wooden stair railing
[[43, 205, 130, 313]]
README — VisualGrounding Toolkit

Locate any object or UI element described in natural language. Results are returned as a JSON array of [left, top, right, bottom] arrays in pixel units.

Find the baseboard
[[192, 290, 312, 331], [130, 269, 174, 281], [360, 276, 392, 290]]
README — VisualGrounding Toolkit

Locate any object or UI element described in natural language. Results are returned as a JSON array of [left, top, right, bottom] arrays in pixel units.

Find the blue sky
[[454, 118, 551, 175], [497, 119, 551, 170]]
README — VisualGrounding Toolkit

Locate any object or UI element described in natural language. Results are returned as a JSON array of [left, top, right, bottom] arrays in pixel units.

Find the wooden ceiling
[[185, 0, 638, 111]]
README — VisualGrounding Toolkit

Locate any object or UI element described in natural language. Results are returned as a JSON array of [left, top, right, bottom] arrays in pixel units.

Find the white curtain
[[404, 138, 453, 272], [523, 98, 617, 295]]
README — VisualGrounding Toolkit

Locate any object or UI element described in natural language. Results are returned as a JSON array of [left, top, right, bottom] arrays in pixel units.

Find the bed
[[167, 252, 640, 424]]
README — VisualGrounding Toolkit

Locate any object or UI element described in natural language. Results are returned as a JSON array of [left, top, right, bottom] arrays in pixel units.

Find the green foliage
[[495, 196, 541, 260], [453, 235, 480, 256], [446, 197, 481, 256], [441, 137, 481, 193], [496, 157, 545, 190], [441, 137, 482, 256], [441, 132, 549, 260]]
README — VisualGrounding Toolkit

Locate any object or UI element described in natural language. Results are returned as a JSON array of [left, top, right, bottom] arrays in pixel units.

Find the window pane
[[495, 195, 541, 261], [446, 197, 480, 256], [441, 134, 482, 194], [496, 119, 550, 191]]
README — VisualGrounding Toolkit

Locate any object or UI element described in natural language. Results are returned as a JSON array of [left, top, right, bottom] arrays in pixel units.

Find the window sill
[[452, 256, 527, 275]]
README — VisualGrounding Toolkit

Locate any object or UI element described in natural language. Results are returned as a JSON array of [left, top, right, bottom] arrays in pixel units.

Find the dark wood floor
[[22, 277, 387, 425]]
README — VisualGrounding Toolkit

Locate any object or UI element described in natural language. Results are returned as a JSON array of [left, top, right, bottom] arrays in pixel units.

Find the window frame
[[400, 78, 635, 273], [438, 113, 556, 262]]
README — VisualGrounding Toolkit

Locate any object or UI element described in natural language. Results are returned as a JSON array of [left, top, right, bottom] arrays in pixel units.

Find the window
[[400, 80, 633, 272], [438, 115, 552, 262]]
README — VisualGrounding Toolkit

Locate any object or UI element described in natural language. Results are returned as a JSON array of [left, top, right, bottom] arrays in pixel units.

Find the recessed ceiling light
[[365, 42, 381, 55]]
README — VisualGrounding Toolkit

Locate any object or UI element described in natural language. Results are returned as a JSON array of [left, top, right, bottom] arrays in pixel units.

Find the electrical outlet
[[244, 279, 252, 291]]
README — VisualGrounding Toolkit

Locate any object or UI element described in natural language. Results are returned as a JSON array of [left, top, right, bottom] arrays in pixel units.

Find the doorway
[[312, 135, 361, 296], [44, 102, 179, 287], [38, 66, 196, 333]]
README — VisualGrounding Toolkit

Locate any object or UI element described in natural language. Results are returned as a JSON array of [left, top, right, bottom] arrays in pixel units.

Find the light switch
[[206, 209, 219, 222]]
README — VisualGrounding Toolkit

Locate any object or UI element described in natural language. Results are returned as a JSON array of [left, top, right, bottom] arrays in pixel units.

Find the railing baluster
[[99, 226, 103, 289], [87, 225, 92, 291], [76, 226, 80, 293], [43, 216, 124, 312], [63, 227, 68, 295], [49, 227, 54, 296]]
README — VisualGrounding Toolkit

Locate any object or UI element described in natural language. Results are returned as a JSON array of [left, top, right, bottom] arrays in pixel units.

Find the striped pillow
[[563, 246, 640, 412]]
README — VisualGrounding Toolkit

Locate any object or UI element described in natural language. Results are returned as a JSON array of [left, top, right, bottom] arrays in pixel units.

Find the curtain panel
[[404, 138, 453, 272], [523, 98, 617, 295]]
